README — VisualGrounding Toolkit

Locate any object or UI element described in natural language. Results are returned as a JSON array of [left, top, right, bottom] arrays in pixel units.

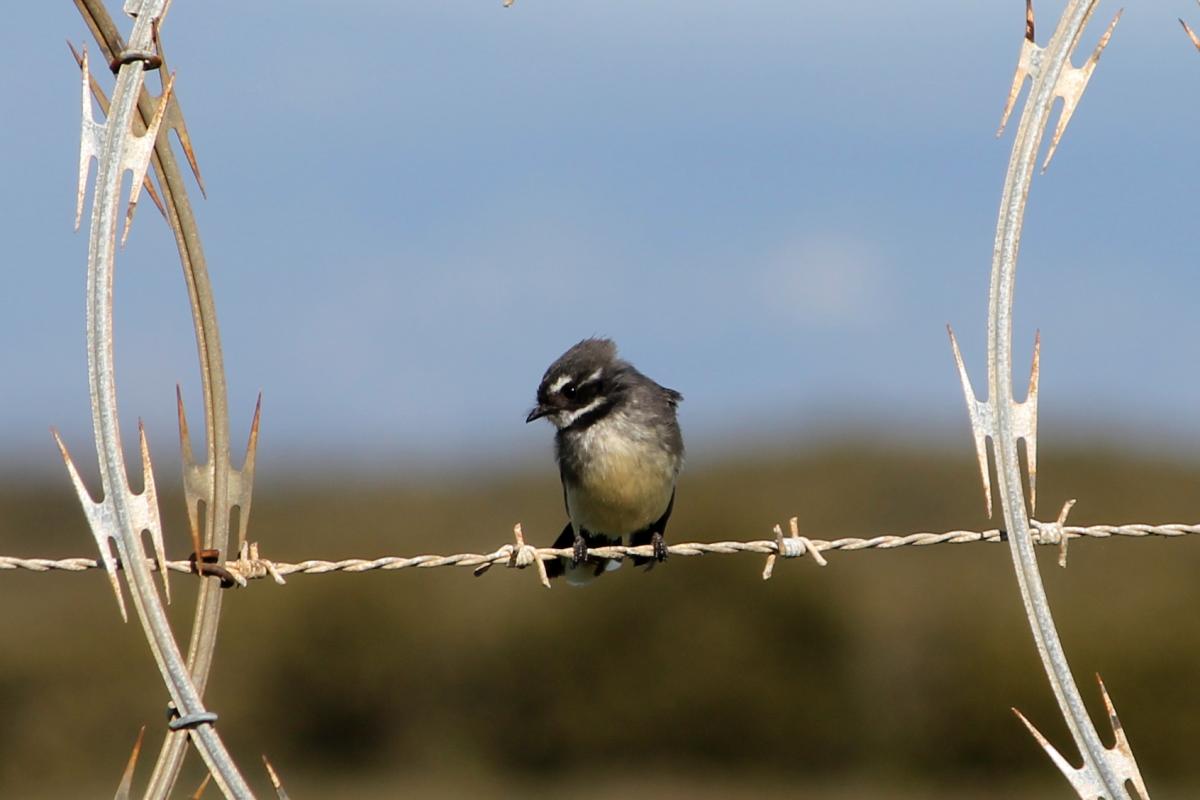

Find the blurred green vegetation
[[1, 439, 1198, 798]]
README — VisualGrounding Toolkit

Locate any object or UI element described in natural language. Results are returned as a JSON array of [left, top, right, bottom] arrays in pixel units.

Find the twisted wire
[[2, 521, 1197, 583]]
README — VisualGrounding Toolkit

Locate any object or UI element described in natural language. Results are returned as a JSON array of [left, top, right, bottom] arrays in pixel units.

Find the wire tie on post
[[763, 516, 826, 580]]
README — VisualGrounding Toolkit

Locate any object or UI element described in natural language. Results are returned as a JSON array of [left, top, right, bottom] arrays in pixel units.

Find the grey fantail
[[526, 338, 683, 584]]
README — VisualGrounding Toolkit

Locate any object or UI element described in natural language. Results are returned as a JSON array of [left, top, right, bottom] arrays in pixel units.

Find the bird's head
[[526, 338, 623, 429]]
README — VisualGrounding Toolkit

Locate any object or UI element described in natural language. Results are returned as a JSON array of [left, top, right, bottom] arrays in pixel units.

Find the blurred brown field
[[2, 439, 1198, 798]]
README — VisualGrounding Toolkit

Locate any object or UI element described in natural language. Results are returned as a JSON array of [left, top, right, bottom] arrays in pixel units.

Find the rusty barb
[[996, 0, 1121, 173], [1182, 2, 1200, 52]]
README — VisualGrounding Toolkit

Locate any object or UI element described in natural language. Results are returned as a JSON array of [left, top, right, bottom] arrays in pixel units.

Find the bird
[[526, 338, 683, 585]]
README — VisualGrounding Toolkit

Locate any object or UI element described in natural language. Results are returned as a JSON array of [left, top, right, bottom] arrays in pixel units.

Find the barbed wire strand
[[3, 519, 1197, 588]]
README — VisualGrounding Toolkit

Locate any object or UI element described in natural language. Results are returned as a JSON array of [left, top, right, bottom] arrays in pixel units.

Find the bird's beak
[[526, 405, 551, 423]]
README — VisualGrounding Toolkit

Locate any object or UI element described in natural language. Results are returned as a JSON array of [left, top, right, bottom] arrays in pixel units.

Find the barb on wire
[[951, 1, 1144, 797], [5, 519, 1197, 583], [763, 517, 827, 580]]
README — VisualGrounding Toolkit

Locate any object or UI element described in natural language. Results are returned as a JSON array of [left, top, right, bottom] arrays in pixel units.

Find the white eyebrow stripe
[[557, 397, 605, 427], [549, 374, 573, 393], [579, 367, 603, 385]]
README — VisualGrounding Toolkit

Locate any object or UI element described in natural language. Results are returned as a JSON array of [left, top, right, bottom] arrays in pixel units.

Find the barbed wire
[[4, 517, 1197, 589]]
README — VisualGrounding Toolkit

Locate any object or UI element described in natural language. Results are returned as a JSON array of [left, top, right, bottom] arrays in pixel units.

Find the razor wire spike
[[119, 69, 175, 245], [114, 725, 146, 800], [1040, 8, 1121, 173], [76, 47, 106, 231], [1012, 676, 1146, 799], [995, 1, 1121, 173], [189, 774, 212, 800], [947, 324, 995, 517], [1012, 706, 1102, 796], [1182, 12, 1200, 53], [49, 424, 170, 618], [1012, 707, 1083, 792], [135, 420, 171, 603], [74, 46, 178, 245], [997, 0, 1043, 138], [178, 389, 263, 552], [262, 755, 291, 800], [176, 385, 205, 555], [230, 393, 264, 547], [151, 23, 207, 197], [947, 326, 1040, 518], [1021, 330, 1040, 514], [52, 428, 127, 621], [1097, 674, 1149, 798], [68, 41, 168, 221]]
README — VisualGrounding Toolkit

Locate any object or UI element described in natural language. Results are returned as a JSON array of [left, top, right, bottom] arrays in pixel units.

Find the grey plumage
[[526, 338, 683, 584]]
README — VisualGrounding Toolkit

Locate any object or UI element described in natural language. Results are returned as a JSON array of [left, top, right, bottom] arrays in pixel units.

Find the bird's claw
[[651, 531, 668, 563], [572, 536, 589, 565]]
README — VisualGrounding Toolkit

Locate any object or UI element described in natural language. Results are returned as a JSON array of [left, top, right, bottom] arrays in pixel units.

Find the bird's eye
[[561, 382, 577, 399]]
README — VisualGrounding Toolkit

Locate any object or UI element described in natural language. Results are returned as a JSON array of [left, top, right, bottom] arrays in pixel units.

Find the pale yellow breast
[[565, 415, 678, 536]]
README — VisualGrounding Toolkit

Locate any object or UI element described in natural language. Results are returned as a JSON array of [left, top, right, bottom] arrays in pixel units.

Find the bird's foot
[[651, 531, 668, 563], [572, 535, 589, 566]]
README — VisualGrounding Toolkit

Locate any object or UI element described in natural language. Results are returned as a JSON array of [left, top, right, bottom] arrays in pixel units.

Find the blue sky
[[1, 2, 1199, 475]]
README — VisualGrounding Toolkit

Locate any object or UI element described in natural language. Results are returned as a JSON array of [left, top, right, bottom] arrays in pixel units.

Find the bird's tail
[[545, 523, 623, 586]]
